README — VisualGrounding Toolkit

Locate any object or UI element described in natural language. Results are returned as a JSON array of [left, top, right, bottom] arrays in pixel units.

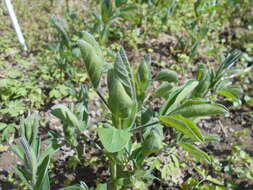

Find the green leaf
[[206, 175, 224, 185], [160, 80, 199, 115], [60, 185, 87, 190], [116, 0, 127, 7], [34, 156, 50, 190], [39, 143, 59, 165], [155, 69, 178, 83], [213, 79, 231, 92], [192, 79, 210, 97], [180, 98, 211, 106], [20, 136, 38, 184], [113, 54, 132, 96], [96, 183, 107, 190], [160, 115, 204, 142], [107, 69, 134, 119], [121, 102, 137, 129], [15, 167, 33, 190], [32, 138, 41, 159], [142, 130, 163, 155], [0, 124, 15, 141], [75, 102, 89, 130], [0, 122, 7, 131], [154, 82, 173, 97], [101, 0, 113, 23], [196, 63, 208, 81], [20, 112, 39, 145], [41, 174, 50, 190], [114, 48, 136, 99], [170, 104, 228, 118], [117, 4, 138, 19], [0, 100, 26, 117], [50, 15, 69, 46], [218, 50, 242, 75], [204, 134, 220, 142], [136, 54, 151, 92], [11, 145, 25, 161], [217, 86, 242, 103], [180, 143, 211, 162], [98, 126, 131, 152], [82, 31, 103, 59], [51, 104, 81, 130], [78, 39, 104, 88]]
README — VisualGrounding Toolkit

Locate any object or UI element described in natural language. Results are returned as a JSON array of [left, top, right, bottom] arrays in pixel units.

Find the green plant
[[225, 145, 253, 181], [50, 14, 81, 80], [50, 32, 242, 189], [51, 84, 89, 163], [0, 68, 43, 118], [92, 0, 137, 43], [0, 122, 16, 142], [11, 112, 59, 190], [192, 50, 243, 105]]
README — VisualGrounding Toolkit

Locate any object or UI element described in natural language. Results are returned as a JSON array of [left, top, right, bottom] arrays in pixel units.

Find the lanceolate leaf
[[154, 82, 173, 97], [60, 185, 87, 190], [160, 80, 199, 115], [196, 63, 208, 81], [120, 48, 136, 99], [159, 87, 182, 115], [114, 48, 136, 99], [180, 143, 211, 162], [82, 31, 104, 59], [20, 137, 38, 184], [98, 126, 131, 152], [217, 86, 242, 103], [40, 174, 50, 190], [78, 39, 104, 88], [213, 79, 231, 92], [160, 115, 204, 142], [170, 104, 228, 118], [34, 156, 50, 190], [204, 134, 220, 142], [121, 103, 137, 129], [11, 145, 25, 161], [38, 143, 59, 165], [114, 53, 132, 96], [181, 98, 211, 106], [192, 77, 210, 97], [20, 112, 39, 145], [15, 167, 33, 190], [107, 69, 133, 118], [155, 69, 178, 83], [218, 50, 242, 75], [137, 54, 151, 92]]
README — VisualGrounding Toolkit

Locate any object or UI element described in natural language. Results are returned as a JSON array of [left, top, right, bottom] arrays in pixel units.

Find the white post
[[4, 0, 28, 51]]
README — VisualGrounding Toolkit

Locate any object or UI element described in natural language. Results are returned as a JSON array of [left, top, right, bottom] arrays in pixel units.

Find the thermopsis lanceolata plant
[[11, 112, 59, 190], [11, 112, 88, 190], [51, 32, 242, 189]]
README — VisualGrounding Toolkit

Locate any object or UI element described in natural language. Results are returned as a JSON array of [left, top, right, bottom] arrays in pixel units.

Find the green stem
[[110, 161, 118, 190], [96, 90, 110, 110], [130, 121, 159, 132]]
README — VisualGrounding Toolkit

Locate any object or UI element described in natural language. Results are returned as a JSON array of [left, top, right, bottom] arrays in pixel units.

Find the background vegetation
[[0, 0, 252, 189]]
